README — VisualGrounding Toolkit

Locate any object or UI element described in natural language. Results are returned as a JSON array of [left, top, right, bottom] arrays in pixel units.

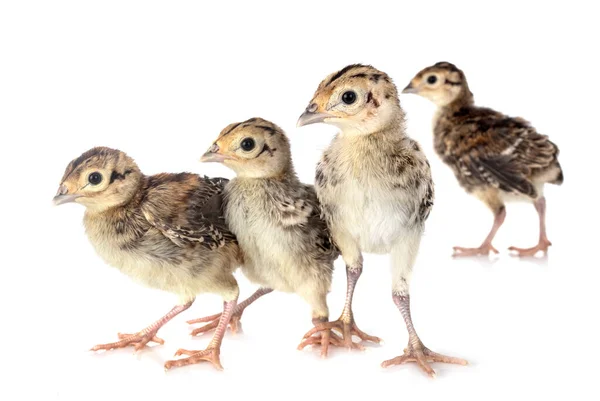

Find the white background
[[1, 1, 598, 400]]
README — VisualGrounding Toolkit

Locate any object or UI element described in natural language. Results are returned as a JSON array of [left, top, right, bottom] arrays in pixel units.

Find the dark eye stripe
[[256, 143, 276, 158], [110, 169, 132, 184]]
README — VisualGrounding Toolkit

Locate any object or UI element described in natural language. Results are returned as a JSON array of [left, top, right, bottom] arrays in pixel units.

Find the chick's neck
[[442, 86, 475, 113]]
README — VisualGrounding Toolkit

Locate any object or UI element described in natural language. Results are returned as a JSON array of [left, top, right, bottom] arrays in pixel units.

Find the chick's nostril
[[56, 184, 68, 196], [307, 103, 318, 113]]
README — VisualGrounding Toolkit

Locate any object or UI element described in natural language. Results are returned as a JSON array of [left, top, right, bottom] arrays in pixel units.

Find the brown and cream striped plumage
[[298, 64, 466, 376], [55, 146, 243, 370], [56, 146, 240, 304], [403, 62, 562, 257], [199, 118, 340, 356], [404, 62, 563, 199]]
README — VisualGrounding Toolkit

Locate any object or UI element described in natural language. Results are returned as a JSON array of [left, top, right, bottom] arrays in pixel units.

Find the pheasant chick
[[298, 64, 467, 377], [403, 62, 563, 257], [54, 147, 241, 370], [193, 118, 345, 357]]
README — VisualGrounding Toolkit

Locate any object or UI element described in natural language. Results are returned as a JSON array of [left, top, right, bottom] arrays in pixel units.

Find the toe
[[415, 355, 436, 378], [381, 354, 409, 368], [151, 336, 164, 345], [187, 313, 222, 324], [191, 321, 218, 336], [425, 350, 468, 365]]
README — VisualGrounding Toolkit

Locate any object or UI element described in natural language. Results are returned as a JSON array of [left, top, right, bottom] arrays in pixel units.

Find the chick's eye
[[341, 91, 357, 105], [240, 137, 255, 151], [427, 75, 437, 84], [88, 172, 103, 185]]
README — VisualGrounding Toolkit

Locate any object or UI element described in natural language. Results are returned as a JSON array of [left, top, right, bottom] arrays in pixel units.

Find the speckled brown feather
[[204, 118, 339, 319], [57, 147, 240, 303], [436, 106, 562, 196], [304, 64, 434, 290], [406, 62, 563, 199], [141, 173, 236, 250], [296, 65, 472, 371]]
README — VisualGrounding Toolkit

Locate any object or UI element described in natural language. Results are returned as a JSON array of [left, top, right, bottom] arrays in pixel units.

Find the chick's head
[[297, 64, 401, 135], [54, 147, 142, 212], [403, 61, 472, 107], [201, 118, 292, 178]]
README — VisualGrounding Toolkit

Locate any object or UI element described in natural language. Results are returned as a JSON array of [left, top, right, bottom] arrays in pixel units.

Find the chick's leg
[[188, 288, 273, 336], [165, 298, 238, 371], [166, 278, 240, 371], [383, 236, 467, 377], [90, 301, 193, 352], [297, 290, 340, 358], [381, 295, 468, 377], [302, 246, 381, 350], [453, 206, 506, 257], [509, 197, 552, 256]]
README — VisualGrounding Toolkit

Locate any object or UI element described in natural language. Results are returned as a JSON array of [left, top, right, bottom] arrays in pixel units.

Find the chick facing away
[[297, 64, 467, 377], [190, 117, 347, 357], [54, 146, 241, 370], [403, 62, 563, 257]]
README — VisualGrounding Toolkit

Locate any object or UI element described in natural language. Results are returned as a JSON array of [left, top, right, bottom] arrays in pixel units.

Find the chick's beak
[[200, 143, 232, 163], [297, 103, 335, 127], [53, 184, 81, 206], [402, 82, 418, 94]]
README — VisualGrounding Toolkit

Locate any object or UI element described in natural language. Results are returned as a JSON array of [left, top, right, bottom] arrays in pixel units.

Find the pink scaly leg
[[301, 266, 381, 350], [454, 206, 506, 257], [509, 197, 552, 257], [90, 301, 193, 352], [188, 288, 272, 336], [382, 294, 467, 378], [164, 298, 237, 371]]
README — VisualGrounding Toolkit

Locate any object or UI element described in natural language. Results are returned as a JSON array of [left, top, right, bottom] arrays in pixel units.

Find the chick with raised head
[[54, 147, 241, 370], [403, 62, 563, 257], [297, 64, 467, 376], [194, 117, 342, 357]]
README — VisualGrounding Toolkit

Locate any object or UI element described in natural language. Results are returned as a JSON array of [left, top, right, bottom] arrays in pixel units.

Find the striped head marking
[[54, 147, 142, 211], [297, 64, 401, 135], [201, 118, 293, 178], [402, 61, 473, 107]]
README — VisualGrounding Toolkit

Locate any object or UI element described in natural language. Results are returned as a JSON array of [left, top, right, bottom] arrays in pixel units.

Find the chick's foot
[[298, 324, 342, 358], [301, 318, 381, 351], [164, 347, 223, 371], [381, 343, 468, 378], [452, 242, 498, 257], [90, 331, 164, 352], [188, 313, 242, 336], [509, 239, 551, 257], [90, 300, 194, 351], [187, 288, 272, 336], [166, 299, 237, 371], [89, 302, 192, 353]]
